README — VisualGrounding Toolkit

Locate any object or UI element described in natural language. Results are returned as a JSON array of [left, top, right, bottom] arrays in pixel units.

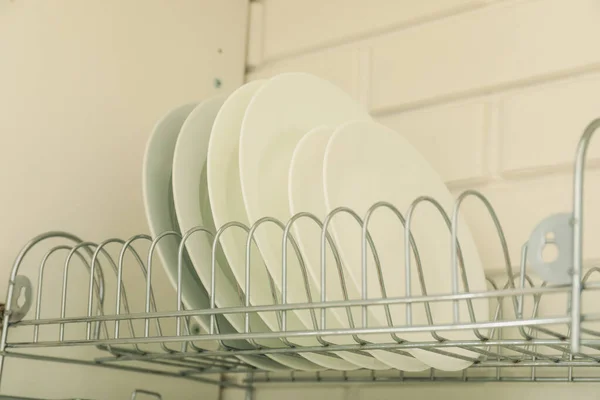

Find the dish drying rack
[[1, 118, 600, 400]]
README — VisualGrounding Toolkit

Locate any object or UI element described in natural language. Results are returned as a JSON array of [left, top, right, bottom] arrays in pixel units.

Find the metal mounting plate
[[527, 212, 573, 284], [8, 275, 32, 323]]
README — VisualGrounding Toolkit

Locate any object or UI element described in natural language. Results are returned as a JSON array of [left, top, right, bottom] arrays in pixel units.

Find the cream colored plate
[[238, 73, 370, 349], [238, 73, 373, 370], [206, 80, 351, 371], [324, 120, 489, 371], [144, 101, 287, 371], [289, 125, 425, 371]]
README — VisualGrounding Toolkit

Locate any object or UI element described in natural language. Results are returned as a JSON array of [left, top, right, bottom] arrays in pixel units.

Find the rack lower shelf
[[2, 255, 600, 385]]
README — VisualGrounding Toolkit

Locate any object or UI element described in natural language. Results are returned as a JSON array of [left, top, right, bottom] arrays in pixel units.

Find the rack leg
[[0, 352, 4, 393], [245, 386, 254, 400], [0, 283, 15, 393], [571, 117, 600, 353], [245, 373, 254, 400]]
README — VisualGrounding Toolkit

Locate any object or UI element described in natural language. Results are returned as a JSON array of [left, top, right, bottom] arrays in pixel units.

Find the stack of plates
[[143, 73, 489, 371]]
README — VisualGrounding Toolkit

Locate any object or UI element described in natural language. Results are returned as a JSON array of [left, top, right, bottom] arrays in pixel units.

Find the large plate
[[173, 92, 323, 371], [238, 73, 370, 348], [143, 102, 288, 371], [323, 120, 489, 371], [206, 81, 353, 370]]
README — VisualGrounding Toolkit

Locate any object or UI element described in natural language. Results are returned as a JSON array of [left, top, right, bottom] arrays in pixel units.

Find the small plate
[[323, 120, 489, 371], [289, 125, 425, 371]]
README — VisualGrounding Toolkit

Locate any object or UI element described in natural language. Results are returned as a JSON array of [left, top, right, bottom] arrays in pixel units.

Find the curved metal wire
[[147, 231, 185, 335], [116, 236, 152, 338], [177, 222, 248, 365], [363, 201, 429, 343], [453, 190, 514, 319], [114, 235, 178, 354], [34, 245, 70, 343], [148, 230, 212, 355], [246, 216, 350, 361], [246, 216, 314, 349], [179, 225, 231, 352], [498, 273, 546, 359], [283, 211, 349, 345], [93, 238, 183, 355], [87, 239, 139, 354], [321, 206, 383, 345], [211, 221, 264, 350], [405, 197, 473, 339], [572, 117, 600, 353], [144, 231, 214, 356], [63, 242, 106, 342], [34, 245, 103, 343]]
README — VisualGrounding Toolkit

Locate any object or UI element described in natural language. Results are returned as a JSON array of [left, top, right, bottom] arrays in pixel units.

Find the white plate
[[239, 73, 370, 345], [289, 125, 425, 371], [143, 102, 287, 371], [173, 92, 324, 371], [207, 81, 354, 371], [323, 120, 489, 371]]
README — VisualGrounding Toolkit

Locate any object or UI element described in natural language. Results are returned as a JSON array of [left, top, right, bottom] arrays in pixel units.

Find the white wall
[[0, 1, 248, 398], [245, 0, 600, 398]]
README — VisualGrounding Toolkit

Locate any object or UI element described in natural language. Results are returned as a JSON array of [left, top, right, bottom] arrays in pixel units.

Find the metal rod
[[149, 231, 182, 336], [115, 235, 151, 339], [321, 207, 369, 343], [571, 117, 600, 353], [211, 222, 246, 335], [247, 375, 600, 383], [453, 190, 514, 335], [63, 242, 106, 341], [283, 212, 337, 335], [7, 317, 572, 348], [35, 246, 74, 342], [115, 236, 172, 353], [14, 284, 578, 328]]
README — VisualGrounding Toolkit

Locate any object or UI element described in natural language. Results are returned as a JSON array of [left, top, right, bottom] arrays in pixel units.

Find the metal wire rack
[[0, 118, 599, 399]]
